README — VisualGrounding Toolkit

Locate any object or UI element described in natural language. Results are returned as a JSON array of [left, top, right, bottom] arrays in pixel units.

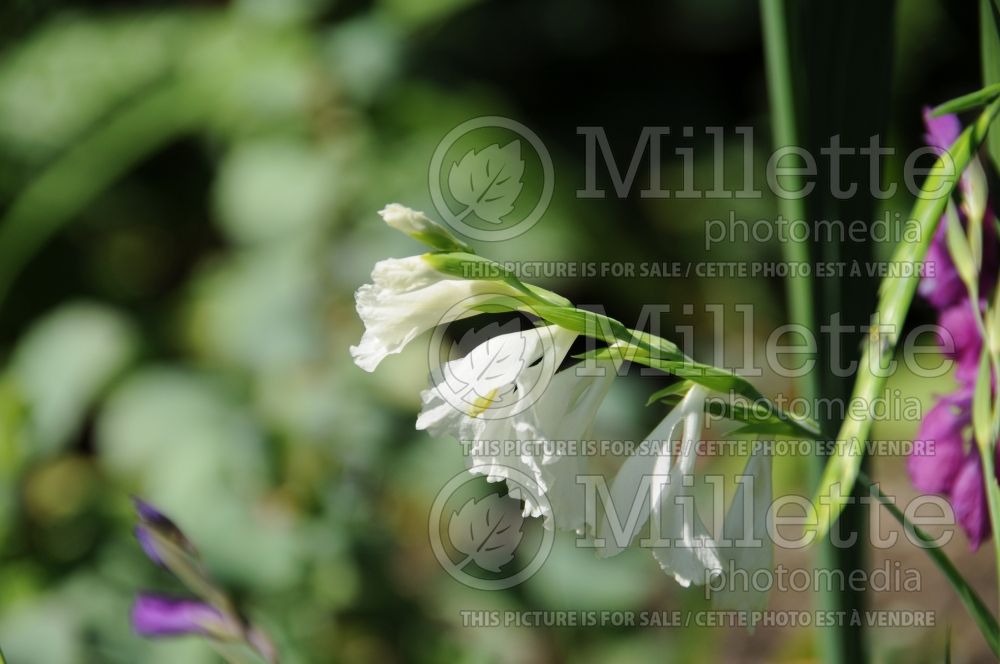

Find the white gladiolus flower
[[417, 324, 620, 529], [350, 254, 522, 372], [523, 361, 617, 532], [713, 442, 773, 613], [595, 385, 722, 587]]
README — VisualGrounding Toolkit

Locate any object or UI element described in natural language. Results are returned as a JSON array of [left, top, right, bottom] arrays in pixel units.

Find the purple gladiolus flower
[[920, 223, 971, 311], [131, 594, 235, 639], [130, 499, 280, 662], [911, 109, 1000, 550], [938, 301, 986, 385], [922, 107, 962, 154], [951, 453, 992, 550], [132, 497, 198, 565], [919, 108, 998, 311], [134, 525, 163, 566], [909, 391, 970, 494]]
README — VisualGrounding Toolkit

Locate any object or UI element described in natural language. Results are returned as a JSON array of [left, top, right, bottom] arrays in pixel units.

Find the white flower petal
[[712, 442, 773, 612], [350, 255, 520, 371], [650, 387, 722, 586], [526, 361, 617, 531], [379, 204, 470, 252], [595, 402, 685, 557], [379, 204, 437, 236], [417, 325, 609, 522]]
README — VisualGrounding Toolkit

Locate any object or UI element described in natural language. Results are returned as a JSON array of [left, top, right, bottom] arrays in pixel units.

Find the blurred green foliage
[[0, 0, 989, 662]]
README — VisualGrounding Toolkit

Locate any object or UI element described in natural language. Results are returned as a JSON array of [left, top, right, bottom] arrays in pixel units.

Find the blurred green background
[[0, 0, 994, 662]]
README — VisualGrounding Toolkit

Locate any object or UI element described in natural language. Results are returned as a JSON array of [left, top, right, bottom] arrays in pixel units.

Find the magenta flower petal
[[919, 222, 966, 310], [950, 453, 992, 550], [131, 594, 234, 638], [133, 497, 167, 522], [938, 301, 982, 358], [922, 108, 961, 153], [909, 397, 969, 494]]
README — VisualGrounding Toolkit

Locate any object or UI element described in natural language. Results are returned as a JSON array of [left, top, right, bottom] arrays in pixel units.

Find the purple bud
[[135, 525, 163, 567], [133, 497, 168, 523], [131, 594, 235, 639], [132, 497, 198, 563]]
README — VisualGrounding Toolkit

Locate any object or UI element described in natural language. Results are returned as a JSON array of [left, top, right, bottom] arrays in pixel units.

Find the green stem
[[760, 0, 815, 346], [813, 97, 1000, 534], [977, 440, 1000, 634], [947, 224, 1000, 618], [760, 2, 858, 662], [859, 470, 1000, 656]]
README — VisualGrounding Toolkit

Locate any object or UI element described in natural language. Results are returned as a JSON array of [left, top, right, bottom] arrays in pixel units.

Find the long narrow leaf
[[932, 82, 1000, 116], [860, 471, 1000, 656], [0, 82, 203, 314]]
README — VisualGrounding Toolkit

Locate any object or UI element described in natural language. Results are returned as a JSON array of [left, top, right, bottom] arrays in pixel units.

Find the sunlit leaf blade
[[860, 471, 1000, 656], [645, 380, 693, 406], [580, 345, 820, 438], [932, 82, 1000, 116], [812, 98, 1000, 538]]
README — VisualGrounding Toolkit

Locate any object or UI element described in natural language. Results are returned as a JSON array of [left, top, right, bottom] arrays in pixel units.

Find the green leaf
[[973, 348, 994, 452], [0, 83, 204, 313], [991, 287, 1000, 355], [932, 82, 1000, 116], [421, 252, 570, 308], [860, 470, 1000, 657], [981, 0, 1000, 168], [943, 200, 978, 293], [532, 305, 680, 359], [448, 140, 524, 224], [585, 345, 821, 438], [812, 97, 1000, 538], [645, 380, 693, 406]]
